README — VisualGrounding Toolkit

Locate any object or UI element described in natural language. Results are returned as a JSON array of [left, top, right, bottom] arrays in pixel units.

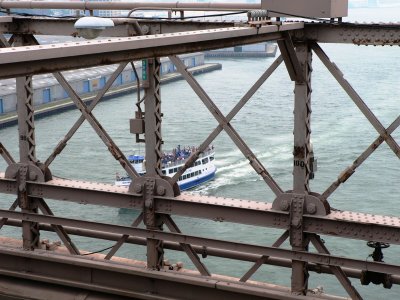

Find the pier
[[0, 58, 221, 128], [0, 1, 399, 299]]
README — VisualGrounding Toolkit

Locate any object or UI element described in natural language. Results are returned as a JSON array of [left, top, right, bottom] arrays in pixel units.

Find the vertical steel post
[[293, 42, 312, 194], [291, 42, 312, 294], [144, 58, 164, 269], [14, 35, 40, 250], [144, 58, 163, 177]]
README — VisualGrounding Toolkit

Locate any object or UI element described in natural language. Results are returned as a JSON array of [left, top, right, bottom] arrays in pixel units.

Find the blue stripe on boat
[[179, 170, 216, 190]]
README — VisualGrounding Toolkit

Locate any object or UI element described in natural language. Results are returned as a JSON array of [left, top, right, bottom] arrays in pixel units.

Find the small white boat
[[115, 145, 216, 190]]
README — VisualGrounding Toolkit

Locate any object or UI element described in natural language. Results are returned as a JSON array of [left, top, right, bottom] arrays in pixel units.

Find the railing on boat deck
[[161, 148, 215, 169]]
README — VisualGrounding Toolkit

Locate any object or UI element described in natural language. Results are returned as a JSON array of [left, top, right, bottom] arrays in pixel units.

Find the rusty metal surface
[[0, 23, 302, 79], [0, 16, 239, 37], [0, 209, 399, 280], [2, 218, 400, 287], [302, 22, 400, 45], [0, 7, 399, 299], [0, 243, 349, 300], [0, 173, 399, 247]]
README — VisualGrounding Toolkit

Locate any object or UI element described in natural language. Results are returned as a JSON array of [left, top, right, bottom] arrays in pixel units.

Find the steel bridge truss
[[0, 11, 399, 300]]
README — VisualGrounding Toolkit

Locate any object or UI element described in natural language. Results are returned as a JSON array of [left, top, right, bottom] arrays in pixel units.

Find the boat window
[[202, 158, 209, 164], [199, 170, 202, 174], [169, 169, 173, 174], [179, 176, 182, 181], [195, 171, 198, 176], [162, 170, 166, 175], [183, 175, 187, 180], [210, 156, 214, 161], [174, 168, 178, 172]]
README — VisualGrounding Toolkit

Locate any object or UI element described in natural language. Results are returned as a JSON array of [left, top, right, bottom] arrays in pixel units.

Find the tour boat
[[115, 145, 216, 190]]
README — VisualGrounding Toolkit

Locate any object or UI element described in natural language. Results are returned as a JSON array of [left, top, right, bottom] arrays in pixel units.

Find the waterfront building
[[0, 53, 205, 116], [205, 42, 277, 58]]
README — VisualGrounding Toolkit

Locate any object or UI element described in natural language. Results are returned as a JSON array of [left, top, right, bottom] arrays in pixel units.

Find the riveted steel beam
[[13, 34, 41, 251], [0, 209, 400, 278], [277, 33, 304, 82], [302, 23, 400, 45], [0, 23, 303, 79], [0, 244, 350, 300], [0, 175, 400, 246], [0, 16, 238, 36], [4, 219, 400, 287]]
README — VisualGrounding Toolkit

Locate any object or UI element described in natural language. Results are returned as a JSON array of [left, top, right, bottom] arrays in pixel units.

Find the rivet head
[[307, 203, 317, 214], [157, 186, 166, 196], [29, 171, 38, 181], [134, 183, 142, 193], [280, 199, 289, 211]]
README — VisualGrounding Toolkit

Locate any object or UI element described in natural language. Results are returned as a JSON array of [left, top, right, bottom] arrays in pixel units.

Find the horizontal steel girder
[[0, 16, 239, 37], [0, 23, 303, 79], [4, 218, 399, 286], [3, 17, 400, 46], [0, 174, 400, 246], [0, 209, 400, 277], [301, 23, 400, 45], [0, 244, 311, 300]]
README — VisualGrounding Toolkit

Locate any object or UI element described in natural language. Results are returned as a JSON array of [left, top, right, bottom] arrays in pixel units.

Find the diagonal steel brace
[[277, 33, 304, 82], [172, 55, 284, 183], [21, 34, 136, 173], [310, 234, 363, 300], [105, 212, 144, 260], [0, 33, 10, 48], [0, 199, 18, 231], [37, 198, 80, 255], [0, 142, 15, 165], [164, 215, 211, 276], [240, 230, 289, 282], [44, 62, 129, 168], [312, 42, 400, 159], [322, 115, 400, 199], [169, 55, 283, 196], [52, 72, 139, 179]]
